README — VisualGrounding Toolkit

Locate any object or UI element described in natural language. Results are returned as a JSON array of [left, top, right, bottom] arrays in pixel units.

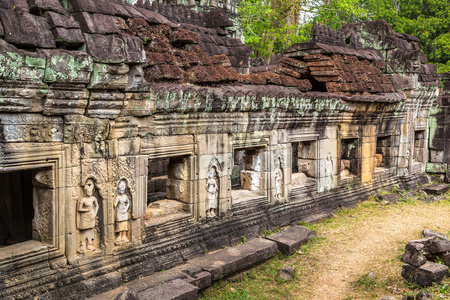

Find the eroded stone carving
[[206, 166, 219, 218], [114, 179, 130, 245], [77, 178, 99, 254]]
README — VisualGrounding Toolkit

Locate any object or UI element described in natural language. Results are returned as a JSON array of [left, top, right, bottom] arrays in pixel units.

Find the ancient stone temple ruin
[[0, 0, 441, 298]]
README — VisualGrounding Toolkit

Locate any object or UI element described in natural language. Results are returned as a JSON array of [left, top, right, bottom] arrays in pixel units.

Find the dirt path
[[295, 202, 450, 300]]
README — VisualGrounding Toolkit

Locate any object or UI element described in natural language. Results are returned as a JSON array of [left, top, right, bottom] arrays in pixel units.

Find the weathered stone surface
[[401, 242, 427, 267], [278, 265, 295, 281], [266, 226, 317, 255], [73, 12, 119, 34], [0, 114, 63, 142], [189, 238, 278, 280], [0, 9, 55, 48], [423, 184, 449, 195], [28, 0, 66, 14], [425, 238, 450, 254], [51, 27, 85, 45], [423, 229, 449, 241], [64, 115, 109, 143], [115, 290, 138, 300], [88, 63, 129, 89], [137, 279, 197, 300], [41, 49, 93, 84], [415, 291, 432, 300], [68, 0, 115, 15], [44, 87, 89, 115], [84, 34, 127, 63], [379, 193, 401, 204], [401, 262, 449, 286], [47, 11, 80, 29]]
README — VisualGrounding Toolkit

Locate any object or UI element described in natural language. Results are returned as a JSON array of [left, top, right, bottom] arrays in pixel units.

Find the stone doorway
[[0, 170, 34, 246]]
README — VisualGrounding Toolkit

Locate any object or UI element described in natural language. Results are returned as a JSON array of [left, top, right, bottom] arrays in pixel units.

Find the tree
[[239, 0, 450, 72]]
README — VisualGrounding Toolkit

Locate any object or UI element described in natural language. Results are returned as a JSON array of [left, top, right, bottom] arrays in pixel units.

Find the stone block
[[46, 11, 80, 29], [361, 172, 373, 184], [137, 279, 198, 300], [361, 157, 375, 173], [86, 91, 126, 119], [195, 134, 230, 155], [189, 238, 278, 280], [401, 262, 449, 286], [423, 229, 449, 241], [401, 242, 427, 267], [240, 170, 264, 191], [44, 88, 89, 115], [166, 178, 189, 203], [84, 33, 126, 63], [51, 27, 85, 46], [64, 115, 109, 143], [41, 49, 93, 84], [425, 238, 450, 254], [184, 271, 212, 289], [28, 0, 66, 14], [297, 159, 315, 178], [266, 226, 317, 255], [0, 114, 63, 142], [0, 9, 55, 48], [424, 184, 449, 195], [73, 12, 119, 34], [67, 0, 115, 15], [89, 63, 129, 89]]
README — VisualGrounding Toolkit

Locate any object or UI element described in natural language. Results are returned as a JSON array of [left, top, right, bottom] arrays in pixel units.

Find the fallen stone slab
[[425, 238, 450, 254], [423, 184, 449, 195], [401, 262, 449, 286], [423, 229, 449, 241], [188, 238, 278, 280], [379, 193, 402, 204], [266, 226, 317, 255], [137, 279, 198, 300]]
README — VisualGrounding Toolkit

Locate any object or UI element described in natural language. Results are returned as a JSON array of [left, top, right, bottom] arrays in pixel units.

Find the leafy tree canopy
[[239, 0, 450, 72]]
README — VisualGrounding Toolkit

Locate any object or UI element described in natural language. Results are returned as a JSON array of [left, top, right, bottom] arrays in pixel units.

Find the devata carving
[[77, 178, 99, 254], [206, 166, 219, 218], [114, 179, 130, 244]]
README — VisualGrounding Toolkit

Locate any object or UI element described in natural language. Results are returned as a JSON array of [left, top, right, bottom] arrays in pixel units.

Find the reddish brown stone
[[185, 45, 211, 66], [264, 72, 283, 85], [29, 0, 66, 14], [146, 52, 165, 66], [311, 70, 340, 77], [188, 66, 238, 84], [303, 54, 329, 61], [210, 54, 231, 67], [279, 57, 307, 70], [297, 79, 312, 92], [307, 60, 335, 68], [144, 64, 183, 81], [238, 74, 267, 85], [52, 27, 85, 45], [170, 29, 200, 45], [373, 60, 385, 69]]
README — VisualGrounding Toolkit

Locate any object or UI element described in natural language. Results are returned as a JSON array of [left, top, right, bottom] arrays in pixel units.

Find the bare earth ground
[[296, 200, 450, 300], [200, 194, 450, 300]]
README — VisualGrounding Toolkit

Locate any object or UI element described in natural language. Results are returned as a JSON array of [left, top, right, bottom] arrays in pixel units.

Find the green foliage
[[239, 0, 309, 59], [239, 0, 450, 69]]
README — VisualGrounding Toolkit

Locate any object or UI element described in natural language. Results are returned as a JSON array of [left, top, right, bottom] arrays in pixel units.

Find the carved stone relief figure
[[114, 179, 130, 244], [77, 178, 99, 254], [206, 166, 219, 218], [274, 157, 283, 200]]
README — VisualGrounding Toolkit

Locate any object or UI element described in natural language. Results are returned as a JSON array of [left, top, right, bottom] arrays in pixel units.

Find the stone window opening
[[291, 141, 317, 187], [145, 156, 190, 222], [231, 148, 265, 203], [340, 138, 359, 178], [0, 168, 54, 248], [375, 136, 392, 169], [413, 130, 426, 163]]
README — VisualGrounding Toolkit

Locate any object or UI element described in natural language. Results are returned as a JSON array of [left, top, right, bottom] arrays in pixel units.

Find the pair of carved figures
[[76, 179, 130, 253]]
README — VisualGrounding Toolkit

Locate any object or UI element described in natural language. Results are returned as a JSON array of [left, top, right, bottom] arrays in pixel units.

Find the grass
[[199, 187, 450, 300]]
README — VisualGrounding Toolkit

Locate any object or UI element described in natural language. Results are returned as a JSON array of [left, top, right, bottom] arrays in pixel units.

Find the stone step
[[137, 279, 198, 300], [266, 226, 317, 255], [187, 238, 278, 281]]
